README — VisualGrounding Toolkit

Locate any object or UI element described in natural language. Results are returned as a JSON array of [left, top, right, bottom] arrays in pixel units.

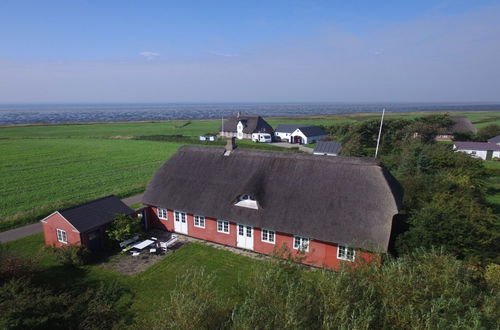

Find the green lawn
[[5, 233, 264, 324]]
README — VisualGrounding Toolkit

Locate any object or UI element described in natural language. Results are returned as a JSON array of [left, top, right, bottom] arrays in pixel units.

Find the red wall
[[42, 212, 81, 247], [146, 206, 379, 270]]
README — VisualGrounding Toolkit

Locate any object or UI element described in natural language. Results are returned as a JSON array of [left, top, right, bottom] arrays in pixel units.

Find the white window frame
[[261, 228, 275, 244], [194, 215, 205, 228], [293, 235, 309, 251], [158, 208, 168, 220], [337, 245, 355, 262], [56, 229, 67, 244], [217, 220, 230, 234]]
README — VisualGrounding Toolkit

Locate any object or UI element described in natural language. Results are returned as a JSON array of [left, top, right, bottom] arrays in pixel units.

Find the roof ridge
[[179, 145, 380, 166]]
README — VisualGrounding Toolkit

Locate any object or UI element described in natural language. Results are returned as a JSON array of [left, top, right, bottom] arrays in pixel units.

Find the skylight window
[[235, 194, 258, 209]]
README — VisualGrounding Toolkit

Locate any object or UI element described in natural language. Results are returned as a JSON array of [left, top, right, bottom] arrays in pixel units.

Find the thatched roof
[[219, 114, 273, 134], [445, 116, 477, 134], [59, 195, 134, 233], [142, 146, 403, 252]]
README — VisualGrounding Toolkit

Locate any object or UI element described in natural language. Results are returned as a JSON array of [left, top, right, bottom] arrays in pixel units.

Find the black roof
[[59, 195, 134, 232], [488, 135, 500, 144], [275, 124, 327, 137], [298, 126, 327, 137], [275, 124, 302, 133], [220, 114, 273, 134], [313, 141, 342, 155], [142, 146, 403, 252]]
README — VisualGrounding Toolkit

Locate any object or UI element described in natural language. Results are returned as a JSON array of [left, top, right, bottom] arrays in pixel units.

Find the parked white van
[[252, 133, 272, 143]]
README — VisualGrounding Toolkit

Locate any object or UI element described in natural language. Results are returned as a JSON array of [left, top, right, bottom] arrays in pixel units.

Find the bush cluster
[[49, 245, 92, 267], [146, 250, 500, 329]]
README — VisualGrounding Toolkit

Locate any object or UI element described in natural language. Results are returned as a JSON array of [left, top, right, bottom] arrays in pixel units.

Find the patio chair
[[131, 251, 140, 257], [159, 241, 168, 252], [149, 248, 157, 254]]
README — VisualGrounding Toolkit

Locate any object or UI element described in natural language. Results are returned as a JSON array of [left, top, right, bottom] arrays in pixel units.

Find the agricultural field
[[0, 139, 183, 231], [0, 111, 498, 231], [4, 233, 265, 324]]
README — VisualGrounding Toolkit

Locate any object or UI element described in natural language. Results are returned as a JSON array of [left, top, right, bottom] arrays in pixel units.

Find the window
[[56, 229, 67, 243], [293, 235, 309, 251], [174, 211, 186, 223], [261, 229, 275, 244], [235, 194, 258, 209], [337, 245, 355, 262], [194, 215, 205, 228], [158, 208, 168, 219], [217, 220, 230, 234]]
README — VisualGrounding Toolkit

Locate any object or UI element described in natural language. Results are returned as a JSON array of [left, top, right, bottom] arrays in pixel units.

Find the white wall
[[275, 131, 291, 142], [455, 148, 500, 160], [291, 129, 328, 144]]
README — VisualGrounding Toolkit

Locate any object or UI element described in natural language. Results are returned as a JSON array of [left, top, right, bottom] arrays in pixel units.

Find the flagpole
[[374, 108, 385, 158]]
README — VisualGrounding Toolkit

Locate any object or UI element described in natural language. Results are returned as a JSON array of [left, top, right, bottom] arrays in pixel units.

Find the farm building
[[41, 195, 134, 253], [435, 116, 477, 141], [453, 141, 500, 160], [488, 135, 500, 145], [313, 141, 342, 156], [219, 113, 273, 140], [141, 141, 403, 270], [274, 124, 328, 144]]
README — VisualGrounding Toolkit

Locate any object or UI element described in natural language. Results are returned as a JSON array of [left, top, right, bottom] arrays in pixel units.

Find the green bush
[[51, 245, 92, 267], [147, 268, 230, 330], [106, 214, 143, 244], [0, 244, 37, 285]]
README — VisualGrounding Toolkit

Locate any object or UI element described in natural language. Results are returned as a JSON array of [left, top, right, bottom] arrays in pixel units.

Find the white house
[[274, 125, 328, 144], [453, 141, 500, 160], [220, 113, 273, 140]]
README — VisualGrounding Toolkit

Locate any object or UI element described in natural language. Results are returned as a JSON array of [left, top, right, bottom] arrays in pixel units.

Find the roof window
[[235, 195, 258, 209]]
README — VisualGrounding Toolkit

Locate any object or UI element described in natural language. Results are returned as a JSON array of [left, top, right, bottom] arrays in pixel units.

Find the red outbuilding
[[141, 140, 403, 270], [41, 195, 134, 253]]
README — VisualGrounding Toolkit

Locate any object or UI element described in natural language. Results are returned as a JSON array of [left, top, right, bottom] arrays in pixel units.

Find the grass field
[[5, 233, 264, 324], [0, 110, 498, 231], [0, 139, 183, 231]]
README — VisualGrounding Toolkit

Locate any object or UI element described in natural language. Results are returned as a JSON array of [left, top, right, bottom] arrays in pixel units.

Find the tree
[[476, 124, 500, 142], [106, 214, 143, 244], [396, 193, 498, 262]]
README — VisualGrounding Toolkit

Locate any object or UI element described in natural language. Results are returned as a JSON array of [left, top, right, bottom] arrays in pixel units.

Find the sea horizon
[[1, 102, 499, 125]]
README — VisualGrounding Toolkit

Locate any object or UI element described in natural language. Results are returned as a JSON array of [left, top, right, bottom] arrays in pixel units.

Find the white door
[[174, 211, 188, 234], [236, 224, 253, 250]]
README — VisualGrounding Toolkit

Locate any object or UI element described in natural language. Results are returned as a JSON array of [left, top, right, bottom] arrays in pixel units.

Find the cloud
[[139, 51, 160, 60]]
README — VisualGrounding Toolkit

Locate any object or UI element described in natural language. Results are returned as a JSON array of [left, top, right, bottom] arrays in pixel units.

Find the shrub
[[148, 268, 230, 330], [0, 244, 37, 285], [51, 245, 92, 267], [106, 214, 143, 244]]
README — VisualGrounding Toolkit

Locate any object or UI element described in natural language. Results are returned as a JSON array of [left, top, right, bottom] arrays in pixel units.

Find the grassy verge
[[4, 233, 264, 325]]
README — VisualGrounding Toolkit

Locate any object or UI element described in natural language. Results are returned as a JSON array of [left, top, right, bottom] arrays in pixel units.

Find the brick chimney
[[224, 137, 237, 156]]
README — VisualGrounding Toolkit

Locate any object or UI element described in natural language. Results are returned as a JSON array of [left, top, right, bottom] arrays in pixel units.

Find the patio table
[[132, 239, 155, 250]]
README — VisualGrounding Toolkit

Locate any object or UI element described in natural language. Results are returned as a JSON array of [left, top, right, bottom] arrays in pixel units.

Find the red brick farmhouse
[[142, 142, 403, 270], [41, 195, 134, 253]]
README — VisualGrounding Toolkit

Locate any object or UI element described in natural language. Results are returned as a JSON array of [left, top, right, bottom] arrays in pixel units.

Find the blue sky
[[1, 0, 499, 102]]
